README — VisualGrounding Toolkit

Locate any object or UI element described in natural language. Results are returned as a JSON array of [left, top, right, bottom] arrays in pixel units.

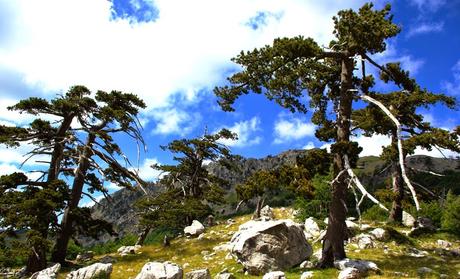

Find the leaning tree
[[214, 3, 434, 266]]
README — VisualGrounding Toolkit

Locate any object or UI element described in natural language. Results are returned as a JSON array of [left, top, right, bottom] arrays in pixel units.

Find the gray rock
[[230, 219, 312, 275], [417, 267, 433, 276], [334, 258, 380, 275], [369, 228, 386, 240], [99, 255, 116, 264], [30, 263, 61, 279], [300, 271, 314, 279], [299, 260, 314, 269], [260, 205, 275, 220], [75, 251, 94, 262], [338, 267, 361, 279], [184, 220, 205, 237], [66, 263, 112, 279], [409, 217, 436, 237], [402, 211, 415, 227], [117, 245, 141, 256], [185, 269, 211, 279], [436, 239, 452, 249], [407, 247, 429, 258], [354, 234, 374, 249], [215, 273, 235, 279], [304, 217, 320, 239], [262, 271, 285, 279], [135, 262, 183, 279]]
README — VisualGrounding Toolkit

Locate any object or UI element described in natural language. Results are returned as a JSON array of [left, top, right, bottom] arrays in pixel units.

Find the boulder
[[334, 258, 380, 276], [436, 239, 452, 249], [417, 267, 433, 277], [230, 219, 312, 275], [184, 220, 205, 237], [406, 247, 429, 258], [402, 211, 415, 227], [118, 245, 141, 256], [66, 263, 112, 279], [135, 262, 182, 279], [338, 267, 361, 279], [369, 228, 386, 240], [215, 273, 234, 279], [30, 263, 61, 279], [299, 260, 314, 269], [304, 217, 320, 239], [354, 234, 374, 249], [300, 271, 314, 279], [75, 251, 94, 262], [185, 269, 210, 279], [262, 271, 285, 279], [260, 205, 275, 220], [99, 256, 116, 264]]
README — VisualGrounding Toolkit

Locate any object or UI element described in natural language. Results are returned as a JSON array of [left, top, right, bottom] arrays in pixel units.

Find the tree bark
[[389, 134, 404, 223], [319, 56, 353, 268], [51, 133, 96, 264], [26, 115, 75, 273], [136, 227, 151, 246], [252, 196, 264, 219]]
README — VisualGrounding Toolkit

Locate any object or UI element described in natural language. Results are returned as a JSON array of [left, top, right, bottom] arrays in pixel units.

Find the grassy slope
[[58, 208, 460, 279]]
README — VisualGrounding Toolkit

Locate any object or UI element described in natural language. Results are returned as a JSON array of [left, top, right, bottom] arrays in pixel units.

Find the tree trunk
[[51, 133, 96, 264], [136, 227, 151, 246], [252, 196, 264, 219], [389, 135, 404, 223], [26, 116, 75, 273], [319, 56, 353, 268]]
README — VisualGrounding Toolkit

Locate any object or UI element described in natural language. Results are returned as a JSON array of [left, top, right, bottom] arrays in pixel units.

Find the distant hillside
[[83, 150, 459, 246]]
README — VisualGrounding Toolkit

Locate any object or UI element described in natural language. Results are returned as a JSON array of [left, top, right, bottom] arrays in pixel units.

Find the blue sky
[[0, 0, 459, 205]]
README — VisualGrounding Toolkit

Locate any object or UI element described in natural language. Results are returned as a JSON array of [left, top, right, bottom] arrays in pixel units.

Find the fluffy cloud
[[352, 134, 391, 157], [132, 157, 164, 181], [218, 117, 262, 147], [442, 60, 460, 96], [150, 108, 201, 136], [303, 141, 315, 150], [409, 0, 446, 12], [407, 21, 444, 37], [273, 117, 315, 144], [0, 0, 369, 112]]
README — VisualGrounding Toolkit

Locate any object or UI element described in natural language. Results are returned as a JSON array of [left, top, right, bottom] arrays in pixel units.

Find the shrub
[[362, 204, 388, 222], [417, 201, 443, 227], [294, 174, 331, 221], [441, 191, 460, 236], [66, 239, 84, 260]]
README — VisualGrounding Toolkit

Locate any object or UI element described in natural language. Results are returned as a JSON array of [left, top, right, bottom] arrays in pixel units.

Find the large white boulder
[[117, 245, 141, 256], [338, 267, 362, 279], [334, 258, 380, 276], [135, 262, 182, 279], [230, 219, 312, 275], [184, 220, 205, 237], [30, 263, 61, 279], [402, 211, 415, 227], [369, 228, 386, 240], [300, 271, 314, 279], [66, 263, 112, 279]]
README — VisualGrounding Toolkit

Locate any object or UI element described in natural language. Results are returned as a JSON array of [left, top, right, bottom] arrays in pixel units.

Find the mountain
[[83, 150, 459, 246]]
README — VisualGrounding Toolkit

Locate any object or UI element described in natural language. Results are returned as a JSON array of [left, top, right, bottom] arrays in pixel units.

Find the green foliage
[[382, 226, 413, 244], [66, 239, 85, 260], [441, 191, 460, 236], [362, 204, 388, 222], [89, 234, 138, 255], [294, 174, 331, 220], [418, 201, 443, 227], [235, 169, 278, 202]]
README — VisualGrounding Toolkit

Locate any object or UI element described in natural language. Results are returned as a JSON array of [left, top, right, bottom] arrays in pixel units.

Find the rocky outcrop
[[334, 258, 381, 277], [300, 271, 314, 279], [230, 219, 312, 275], [75, 251, 94, 262], [66, 263, 112, 279], [30, 263, 60, 279], [185, 269, 210, 279], [184, 220, 205, 237], [304, 217, 320, 239], [135, 262, 182, 279], [402, 211, 415, 227], [117, 245, 141, 256], [260, 205, 275, 220]]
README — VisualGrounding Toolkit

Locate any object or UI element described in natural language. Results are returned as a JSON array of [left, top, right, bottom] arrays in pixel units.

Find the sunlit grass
[[58, 208, 459, 278]]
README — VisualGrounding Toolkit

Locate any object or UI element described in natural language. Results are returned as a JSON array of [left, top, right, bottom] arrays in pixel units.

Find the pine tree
[[136, 129, 237, 244], [214, 3, 413, 266]]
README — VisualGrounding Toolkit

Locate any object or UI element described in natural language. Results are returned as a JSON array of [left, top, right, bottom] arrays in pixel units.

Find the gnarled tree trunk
[[389, 134, 404, 223]]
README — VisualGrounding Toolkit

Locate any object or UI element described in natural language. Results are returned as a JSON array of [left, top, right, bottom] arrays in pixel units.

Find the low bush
[[362, 204, 388, 222], [441, 191, 460, 236]]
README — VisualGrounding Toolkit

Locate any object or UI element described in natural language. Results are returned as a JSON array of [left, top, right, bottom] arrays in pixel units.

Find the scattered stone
[[409, 217, 436, 237], [300, 271, 314, 279], [30, 263, 61, 279], [338, 267, 361, 279], [359, 224, 371, 231], [135, 262, 182, 279], [304, 217, 320, 239], [226, 219, 235, 225], [213, 243, 231, 252], [118, 245, 141, 256], [230, 219, 312, 275], [407, 247, 429, 258], [262, 271, 285, 279], [205, 215, 215, 227], [197, 233, 206, 240], [99, 255, 116, 264], [225, 253, 233, 260], [437, 239, 452, 249], [369, 228, 386, 240], [417, 267, 433, 276], [312, 230, 327, 244], [311, 249, 323, 262], [185, 269, 211, 279], [345, 220, 359, 230], [66, 263, 112, 279], [299, 260, 314, 269], [402, 211, 415, 227], [260, 205, 275, 220], [392, 271, 408, 277], [184, 220, 206, 237], [215, 273, 235, 279], [75, 251, 94, 262], [334, 258, 381, 275], [354, 234, 374, 249], [440, 274, 448, 279]]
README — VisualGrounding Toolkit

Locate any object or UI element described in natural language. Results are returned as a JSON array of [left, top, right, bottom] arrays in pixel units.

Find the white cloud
[[407, 22, 444, 37], [303, 141, 315, 150], [413, 147, 459, 158], [150, 108, 201, 136], [273, 117, 315, 144], [133, 157, 163, 181], [442, 60, 460, 96], [0, 0, 369, 113], [409, 0, 446, 12], [218, 117, 262, 147], [352, 134, 391, 157]]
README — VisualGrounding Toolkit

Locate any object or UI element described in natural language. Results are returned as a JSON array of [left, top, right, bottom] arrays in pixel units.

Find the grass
[[58, 208, 460, 278]]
